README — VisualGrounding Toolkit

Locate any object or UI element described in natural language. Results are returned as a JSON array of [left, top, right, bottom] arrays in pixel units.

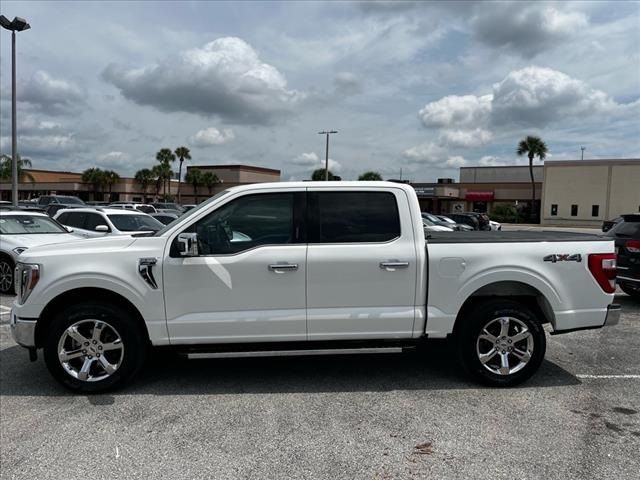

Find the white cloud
[[189, 127, 235, 147], [419, 95, 492, 129], [18, 71, 86, 115], [334, 72, 363, 95], [438, 128, 493, 148], [102, 37, 303, 124], [1, 134, 78, 156], [287, 151, 342, 172], [402, 142, 467, 168]]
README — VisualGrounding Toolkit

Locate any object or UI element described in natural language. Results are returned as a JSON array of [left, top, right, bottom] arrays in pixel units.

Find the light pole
[[318, 130, 337, 181], [581, 146, 586, 161], [0, 15, 30, 206]]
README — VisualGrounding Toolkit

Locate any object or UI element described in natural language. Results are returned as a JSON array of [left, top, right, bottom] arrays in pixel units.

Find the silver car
[[0, 211, 81, 294]]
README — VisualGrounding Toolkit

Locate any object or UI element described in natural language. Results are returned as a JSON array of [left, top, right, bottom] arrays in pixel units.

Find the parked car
[[150, 212, 180, 225], [151, 202, 184, 213], [37, 195, 85, 207], [433, 214, 474, 232], [44, 203, 82, 218], [447, 213, 480, 230], [0, 211, 81, 294], [422, 217, 454, 232], [9, 182, 620, 392], [182, 204, 197, 212], [155, 208, 183, 216], [489, 220, 502, 231], [602, 216, 624, 232], [54, 208, 165, 238], [108, 203, 157, 214], [605, 214, 640, 299]]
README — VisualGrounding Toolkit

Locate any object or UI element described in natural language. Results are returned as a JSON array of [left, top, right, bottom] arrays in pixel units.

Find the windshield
[[153, 190, 230, 236], [422, 213, 441, 223], [108, 214, 164, 232], [438, 215, 455, 224], [57, 196, 85, 205], [0, 215, 68, 234]]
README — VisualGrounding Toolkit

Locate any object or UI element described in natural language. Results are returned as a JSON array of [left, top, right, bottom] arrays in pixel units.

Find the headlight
[[15, 263, 40, 305], [13, 247, 28, 255]]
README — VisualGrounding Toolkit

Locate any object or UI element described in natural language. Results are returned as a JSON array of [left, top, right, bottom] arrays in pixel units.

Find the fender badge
[[543, 254, 582, 263]]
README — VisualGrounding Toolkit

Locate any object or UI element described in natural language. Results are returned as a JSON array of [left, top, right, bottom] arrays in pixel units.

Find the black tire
[[457, 299, 546, 387], [43, 302, 148, 393], [619, 283, 640, 300], [0, 254, 15, 295]]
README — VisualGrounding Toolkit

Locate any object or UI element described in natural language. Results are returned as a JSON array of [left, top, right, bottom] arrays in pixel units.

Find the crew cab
[[10, 182, 620, 392]]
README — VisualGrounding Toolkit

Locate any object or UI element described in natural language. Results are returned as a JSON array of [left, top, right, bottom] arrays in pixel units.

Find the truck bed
[[427, 230, 609, 243]]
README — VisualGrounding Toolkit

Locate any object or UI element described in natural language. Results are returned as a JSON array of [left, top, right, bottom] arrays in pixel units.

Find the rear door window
[[309, 191, 400, 243], [64, 212, 88, 229]]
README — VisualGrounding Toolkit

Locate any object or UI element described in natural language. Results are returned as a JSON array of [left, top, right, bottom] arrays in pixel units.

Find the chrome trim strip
[[617, 276, 640, 284], [10, 317, 37, 348], [188, 347, 403, 359]]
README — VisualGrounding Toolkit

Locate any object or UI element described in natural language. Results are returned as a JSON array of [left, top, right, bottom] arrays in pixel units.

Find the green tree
[[103, 170, 121, 199], [358, 171, 383, 181], [185, 168, 203, 200], [81, 167, 105, 200], [174, 146, 191, 203], [134, 168, 154, 200], [516, 136, 548, 221], [311, 168, 338, 181], [156, 148, 176, 196], [0, 154, 35, 183], [151, 165, 164, 199], [202, 171, 221, 195]]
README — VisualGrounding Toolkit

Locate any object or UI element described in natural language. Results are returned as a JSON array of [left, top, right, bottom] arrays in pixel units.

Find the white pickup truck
[[10, 182, 620, 392]]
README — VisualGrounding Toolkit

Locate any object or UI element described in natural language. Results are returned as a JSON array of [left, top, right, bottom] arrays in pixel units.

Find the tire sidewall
[[43, 302, 147, 393], [458, 300, 546, 387]]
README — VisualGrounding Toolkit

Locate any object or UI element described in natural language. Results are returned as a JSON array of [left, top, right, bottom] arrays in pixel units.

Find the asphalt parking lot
[[1, 291, 638, 480]]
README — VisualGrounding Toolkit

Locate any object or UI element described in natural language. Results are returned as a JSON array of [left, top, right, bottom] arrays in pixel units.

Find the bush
[[491, 203, 520, 223]]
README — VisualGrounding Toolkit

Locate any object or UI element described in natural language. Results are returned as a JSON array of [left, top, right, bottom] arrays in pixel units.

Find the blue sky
[[0, 0, 638, 181]]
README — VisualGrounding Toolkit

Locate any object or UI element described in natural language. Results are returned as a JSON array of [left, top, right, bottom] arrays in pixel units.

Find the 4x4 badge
[[543, 254, 582, 263]]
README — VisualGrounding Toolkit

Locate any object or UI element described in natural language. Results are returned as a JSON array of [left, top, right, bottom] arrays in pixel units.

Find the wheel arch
[[36, 287, 150, 348], [452, 281, 556, 336]]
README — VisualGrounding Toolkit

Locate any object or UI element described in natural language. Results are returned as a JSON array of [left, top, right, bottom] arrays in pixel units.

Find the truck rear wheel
[[457, 299, 546, 387], [43, 302, 148, 393]]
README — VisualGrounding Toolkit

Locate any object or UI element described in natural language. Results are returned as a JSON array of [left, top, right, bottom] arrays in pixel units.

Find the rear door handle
[[380, 261, 409, 269], [268, 263, 299, 273]]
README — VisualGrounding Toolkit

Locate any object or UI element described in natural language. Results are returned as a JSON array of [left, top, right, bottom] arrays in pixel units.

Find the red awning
[[465, 191, 494, 201]]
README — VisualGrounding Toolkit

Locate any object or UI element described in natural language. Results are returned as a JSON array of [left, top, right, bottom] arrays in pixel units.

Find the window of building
[[188, 193, 296, 255], [309, 191, 400, 243], [592, 205, 600, 217], [571, 205, 578, 217], [551, 204, 558, 216]]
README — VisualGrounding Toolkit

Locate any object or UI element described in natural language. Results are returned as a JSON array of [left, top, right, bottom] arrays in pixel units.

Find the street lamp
[[0, 15, 31, 207], [318, 130, 337, 181]]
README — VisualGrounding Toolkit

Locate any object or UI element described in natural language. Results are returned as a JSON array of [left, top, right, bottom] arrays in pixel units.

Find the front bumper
[[604, 304, 621, 327], [9, 310, 37, 348]]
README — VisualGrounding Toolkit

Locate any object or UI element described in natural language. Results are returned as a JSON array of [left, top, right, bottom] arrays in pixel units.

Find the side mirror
[[95, 225, 109, 232], [177, 232, 199, 257], [64, 226, 74, 233]]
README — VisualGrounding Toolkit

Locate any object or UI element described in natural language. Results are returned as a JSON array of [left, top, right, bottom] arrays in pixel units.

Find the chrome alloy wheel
[[476, 316, 534, 376], [57, 319, 125, 382], [0, 260, 12, 292]]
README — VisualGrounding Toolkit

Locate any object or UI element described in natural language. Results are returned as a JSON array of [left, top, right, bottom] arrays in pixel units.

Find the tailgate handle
[[380, 261, 409, 269]]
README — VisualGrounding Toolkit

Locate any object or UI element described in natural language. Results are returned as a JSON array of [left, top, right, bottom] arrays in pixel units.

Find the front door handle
[[380, 261, 409, 270], [268, 263, 299, 273]]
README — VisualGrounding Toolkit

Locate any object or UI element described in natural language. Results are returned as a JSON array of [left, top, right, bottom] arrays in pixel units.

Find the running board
[[187, 346, 405, 360]]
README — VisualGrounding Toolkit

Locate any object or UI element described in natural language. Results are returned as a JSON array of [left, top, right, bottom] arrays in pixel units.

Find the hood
[[19, 235, 138, 262], [1, 233, 81, 251]]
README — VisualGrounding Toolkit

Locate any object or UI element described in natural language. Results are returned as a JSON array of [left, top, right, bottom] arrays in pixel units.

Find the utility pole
[[318, 130, 337, 181], [581, 146, 586, 161], [0, 15, 31, 206]]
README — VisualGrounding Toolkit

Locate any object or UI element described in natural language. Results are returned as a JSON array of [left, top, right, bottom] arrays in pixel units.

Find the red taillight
[[626, 240, 640, 253], [588, 253, 617, 294]]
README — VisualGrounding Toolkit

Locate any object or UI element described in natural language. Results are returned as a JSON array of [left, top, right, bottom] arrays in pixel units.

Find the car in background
[[489, 220, 502, 231], [85, 201, 110, 207], [182, 204, 197, 212], [602, 216, 624, 232], [606, 214, 640, 299], [422, 217, 454, 232], [44, 203, 83, 218], [155, 208, 183, 216], [0, 211, 81, 293], [151, 202, 184, 213], [54, 207, 165, 238], [447, 213, 480, 230], [150, 212, 180, 225], [434, 214, 474, 232], [37, 195, 85, 207], [108, 203, 158, 214]]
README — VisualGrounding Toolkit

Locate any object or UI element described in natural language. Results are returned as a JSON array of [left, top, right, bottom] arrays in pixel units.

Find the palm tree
[[103, 170, 121, 200], [156, 148, 176, 196], [311, 168, 337, 181], [185, 168, 203, 201], [174, 146, 191, 203], [0, 154, 35, 183], [358, 171, 383, 181], [81, 167, 105, 200], [151, 165, 164, 200], [134, 168, 154, 201], [202, 171, 221, 195], [517, 136, 548, 222]]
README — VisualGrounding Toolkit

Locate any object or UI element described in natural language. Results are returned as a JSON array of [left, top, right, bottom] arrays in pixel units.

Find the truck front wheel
[[457, 299, 546, 387], [43, 302, 148, 393]]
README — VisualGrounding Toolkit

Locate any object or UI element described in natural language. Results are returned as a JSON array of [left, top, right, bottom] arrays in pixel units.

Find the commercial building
[[182, 165, 280, 203], [541, 159, 640, 226]]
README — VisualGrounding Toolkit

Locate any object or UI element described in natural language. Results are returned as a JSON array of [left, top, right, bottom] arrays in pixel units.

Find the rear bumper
[[551, 304, 620, 335]]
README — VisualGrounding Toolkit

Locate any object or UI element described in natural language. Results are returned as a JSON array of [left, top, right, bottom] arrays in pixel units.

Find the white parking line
[[0, 305, 11, 312], [577, 374, 640, 379]]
